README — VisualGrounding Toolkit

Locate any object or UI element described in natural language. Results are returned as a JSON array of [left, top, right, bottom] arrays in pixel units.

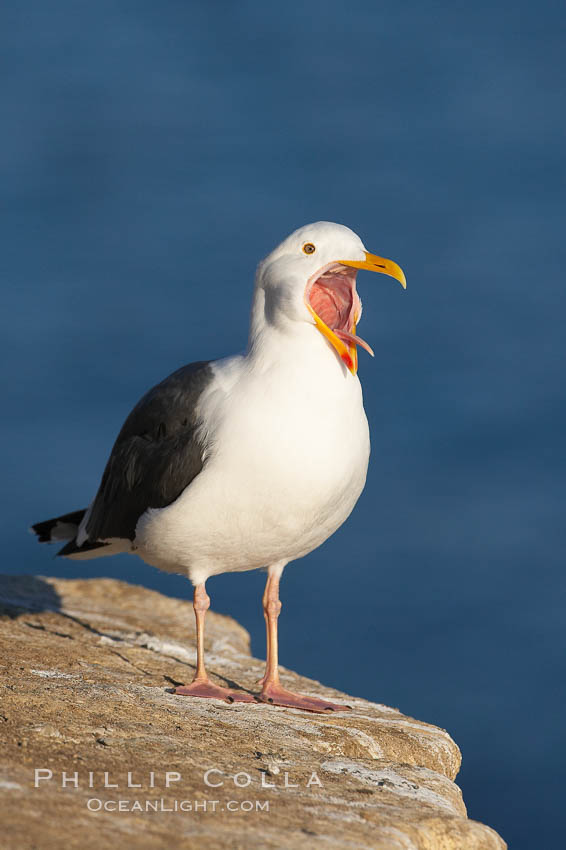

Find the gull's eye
[[302, 242, 316, 255]]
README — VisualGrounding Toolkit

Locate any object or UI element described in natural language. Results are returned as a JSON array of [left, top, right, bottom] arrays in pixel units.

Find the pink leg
[[258, 568, 351, 713], [175, 584, 255, 703]]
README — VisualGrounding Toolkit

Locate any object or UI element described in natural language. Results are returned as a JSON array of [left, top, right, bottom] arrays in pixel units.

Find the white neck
[[245, 286, 355, 384]]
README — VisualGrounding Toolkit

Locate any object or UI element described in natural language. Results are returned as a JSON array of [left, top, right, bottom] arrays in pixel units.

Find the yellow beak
[[339, 251, 407, 289], [306, 302, 361, 375], [306, 251, 406, 376]]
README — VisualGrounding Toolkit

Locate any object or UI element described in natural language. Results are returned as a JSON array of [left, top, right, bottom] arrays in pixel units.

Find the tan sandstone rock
[[0, 575, 506, 849]]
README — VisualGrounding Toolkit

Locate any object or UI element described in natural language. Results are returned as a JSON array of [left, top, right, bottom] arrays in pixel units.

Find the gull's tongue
[[334, 328, 374, 357]]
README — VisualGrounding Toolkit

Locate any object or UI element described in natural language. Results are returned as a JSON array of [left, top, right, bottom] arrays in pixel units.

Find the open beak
[[306, 251, 406, 377], [339, 252, 407, 289]]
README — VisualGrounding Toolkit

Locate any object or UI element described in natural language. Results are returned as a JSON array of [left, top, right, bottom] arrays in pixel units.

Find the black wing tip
[[56, 539, 110, 558], [30, 509, 88, 543], [31, 525, 54, 544]]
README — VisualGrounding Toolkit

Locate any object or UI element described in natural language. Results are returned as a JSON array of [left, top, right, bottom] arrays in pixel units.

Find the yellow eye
[[302, 242, 316, 255]]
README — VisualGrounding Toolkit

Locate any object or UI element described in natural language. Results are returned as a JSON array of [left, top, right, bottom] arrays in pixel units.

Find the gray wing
[[85, 360, 214, 542]]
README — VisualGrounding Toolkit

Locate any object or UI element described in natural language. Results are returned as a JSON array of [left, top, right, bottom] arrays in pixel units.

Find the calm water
[[2, 2, 565, 846]]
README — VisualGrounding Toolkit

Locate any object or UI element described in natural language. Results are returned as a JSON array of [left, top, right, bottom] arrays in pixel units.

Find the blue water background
[[2, 2, 565, 846]]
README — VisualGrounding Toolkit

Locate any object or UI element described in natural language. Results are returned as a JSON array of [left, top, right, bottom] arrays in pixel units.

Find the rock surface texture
[[0, 575, 506, 849]]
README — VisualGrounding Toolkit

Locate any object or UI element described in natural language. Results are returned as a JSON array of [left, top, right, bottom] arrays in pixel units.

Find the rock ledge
[[0, 576, 505, 849]]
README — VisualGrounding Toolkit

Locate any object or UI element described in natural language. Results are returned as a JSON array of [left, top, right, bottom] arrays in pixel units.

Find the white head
[[251, 221, 406, 374]]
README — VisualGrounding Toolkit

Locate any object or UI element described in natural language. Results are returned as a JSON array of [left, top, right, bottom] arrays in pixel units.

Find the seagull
[[32, 221, 405, 713]]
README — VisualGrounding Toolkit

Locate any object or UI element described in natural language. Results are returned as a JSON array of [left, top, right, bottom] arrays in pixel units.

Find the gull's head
[[255, 221, 406, 374]]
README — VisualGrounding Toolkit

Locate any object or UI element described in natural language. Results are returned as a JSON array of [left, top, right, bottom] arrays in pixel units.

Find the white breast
[[135, 328, 370, 584]]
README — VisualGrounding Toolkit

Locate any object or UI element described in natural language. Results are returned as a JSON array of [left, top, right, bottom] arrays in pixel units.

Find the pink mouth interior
[[307, 264, 374, 356]]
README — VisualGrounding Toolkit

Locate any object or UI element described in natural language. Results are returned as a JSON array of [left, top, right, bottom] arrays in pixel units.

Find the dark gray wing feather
[[85, 360, 213, 542]]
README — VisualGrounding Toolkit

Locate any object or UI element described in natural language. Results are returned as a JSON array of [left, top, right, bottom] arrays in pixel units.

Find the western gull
[[32, 221, 406, 713]]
